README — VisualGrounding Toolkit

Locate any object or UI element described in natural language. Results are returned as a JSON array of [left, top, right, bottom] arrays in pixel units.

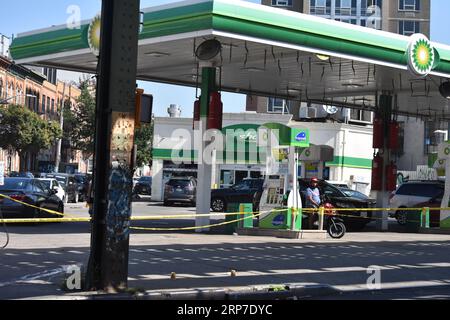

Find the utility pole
[[85, 0, 141, 291], [55, 82, 66, 173]]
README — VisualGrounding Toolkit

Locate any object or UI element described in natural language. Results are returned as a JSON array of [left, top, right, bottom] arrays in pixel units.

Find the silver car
[[163, 178, 197, 206]]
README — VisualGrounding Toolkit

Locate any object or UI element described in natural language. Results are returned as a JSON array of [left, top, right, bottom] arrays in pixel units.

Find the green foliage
[[63, 80, 153, 168], [63, 81, 96, 157], [134, 121, 153, 169], [0, 104, 62, 156]]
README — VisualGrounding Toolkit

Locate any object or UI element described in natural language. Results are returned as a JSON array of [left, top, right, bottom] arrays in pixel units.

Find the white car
[[389, 181, 444, 225], [38, 178, 67, 203]]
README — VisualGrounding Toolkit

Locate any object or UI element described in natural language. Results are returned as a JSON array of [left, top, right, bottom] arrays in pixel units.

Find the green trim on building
[[153, 148, 197, 161], [154, 148, 372, 169], [326, 156, 373, 169]]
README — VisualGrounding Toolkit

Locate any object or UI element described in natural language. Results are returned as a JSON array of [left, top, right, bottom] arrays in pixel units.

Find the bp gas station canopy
[[10, 0, 450, 119]]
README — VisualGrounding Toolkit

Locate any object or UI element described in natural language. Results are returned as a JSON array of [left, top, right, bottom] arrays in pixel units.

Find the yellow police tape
[[0, 191, 448, 229]]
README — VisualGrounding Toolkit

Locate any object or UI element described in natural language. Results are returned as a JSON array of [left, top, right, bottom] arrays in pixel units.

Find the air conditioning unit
[[299, 105, 317, 119]]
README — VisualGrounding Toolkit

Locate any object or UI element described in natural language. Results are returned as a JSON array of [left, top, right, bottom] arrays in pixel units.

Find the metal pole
[[376, 93, 392, 231], [195, 67, 216, 232], [86, 0, 140, 291], [55, 82, 66, 173]]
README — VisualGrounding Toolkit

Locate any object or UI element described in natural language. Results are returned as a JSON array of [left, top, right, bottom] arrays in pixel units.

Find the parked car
[[327, 181, 350, 189], [389, 181, 445, 225], [210, 178, 264, 212], [38, 178, 66, 203], [9, 172, 34, 179], [164, 177, 197, 206], [41, 173, 80, 203], [298, 179, 376, 230], [339, 188, 371, 201], [0, 178, 64, 219], [134, 176, 152, 196]]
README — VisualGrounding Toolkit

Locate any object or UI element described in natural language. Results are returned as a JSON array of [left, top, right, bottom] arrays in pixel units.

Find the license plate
[[360, 212, 367, 218], [176, 188, 182, 192]]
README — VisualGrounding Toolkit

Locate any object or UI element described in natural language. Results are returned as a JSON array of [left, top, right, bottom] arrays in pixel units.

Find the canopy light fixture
[[316, 54, 330, 61], [195, 39, 222, 61], [241, 67, 265, 72], [342, 83, 364, 88], [145, 52, 171, 57], [439, 81, 450, 99]]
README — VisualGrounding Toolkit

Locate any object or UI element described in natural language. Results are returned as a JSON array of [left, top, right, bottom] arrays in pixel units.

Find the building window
[[399, 0, 420, 11], [349, 109, 373, 124], [51, 99, 55, 115], [46, 97, 50, 114], [42, 95, 46, 114], [272, 0, 293, 6], [310, 0, 331, 15], [267, 98, 290, 114], [424, 121, 448, 155], [399, 20, 420, 36]]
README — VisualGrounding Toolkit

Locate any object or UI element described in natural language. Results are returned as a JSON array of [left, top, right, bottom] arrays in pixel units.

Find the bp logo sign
[[88, 15, 101, 56], [272, 214, 285, 227], [407, 34, 435, 77], [295, 132, 307, 142]]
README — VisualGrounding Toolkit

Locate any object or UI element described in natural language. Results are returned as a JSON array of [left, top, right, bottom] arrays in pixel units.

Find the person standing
[[306, 177, 321, 229]]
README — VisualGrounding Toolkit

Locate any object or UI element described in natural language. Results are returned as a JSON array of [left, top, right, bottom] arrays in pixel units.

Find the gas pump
[[257, 127, 307, 231]]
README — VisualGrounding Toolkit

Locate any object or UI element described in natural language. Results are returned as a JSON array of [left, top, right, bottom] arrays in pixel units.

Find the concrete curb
[[22, 284, 340, 300]]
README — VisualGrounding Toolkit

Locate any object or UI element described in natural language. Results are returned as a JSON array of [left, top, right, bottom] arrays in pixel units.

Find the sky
[[1, 0, 449, 117]]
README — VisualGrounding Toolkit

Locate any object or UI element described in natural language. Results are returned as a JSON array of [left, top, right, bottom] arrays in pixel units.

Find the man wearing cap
[[306, 177, 321, 229]]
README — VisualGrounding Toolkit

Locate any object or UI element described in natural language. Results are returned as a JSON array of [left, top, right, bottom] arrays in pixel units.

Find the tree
[[134, 121, 154, 169], [63, 81, 96, 157], [0, 105, 62, 171], [64, 80, 154, 170]]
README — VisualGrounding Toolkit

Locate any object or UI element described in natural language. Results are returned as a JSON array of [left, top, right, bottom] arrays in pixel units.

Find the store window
[[399, 0, 420, 11], [399, 21, 420, 36]]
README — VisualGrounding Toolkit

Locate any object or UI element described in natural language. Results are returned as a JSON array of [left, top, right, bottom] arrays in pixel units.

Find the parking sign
[[0, 161, 4, 186]]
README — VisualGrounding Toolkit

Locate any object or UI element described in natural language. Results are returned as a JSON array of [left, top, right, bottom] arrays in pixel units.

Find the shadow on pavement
[[0, 235, 449, 300]]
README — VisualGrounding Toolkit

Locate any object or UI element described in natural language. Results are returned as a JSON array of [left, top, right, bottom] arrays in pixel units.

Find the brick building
[[0, 55, 83, 174]]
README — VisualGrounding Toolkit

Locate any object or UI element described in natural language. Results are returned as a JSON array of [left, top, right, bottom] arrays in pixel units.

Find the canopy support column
[[195, 67, 217, 232], [375, 93, 393, 232]]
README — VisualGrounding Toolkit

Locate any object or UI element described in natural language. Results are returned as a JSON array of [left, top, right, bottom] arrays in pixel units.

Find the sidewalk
[[1, 230, 449, 300]]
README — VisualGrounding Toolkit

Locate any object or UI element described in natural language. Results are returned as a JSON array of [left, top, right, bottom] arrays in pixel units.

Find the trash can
[[224, 202, 240, 234], [405, 210, 421, 233]]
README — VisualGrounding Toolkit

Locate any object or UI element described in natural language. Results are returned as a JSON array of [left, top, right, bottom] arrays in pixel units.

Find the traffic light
[[135, 88, 153, 128]]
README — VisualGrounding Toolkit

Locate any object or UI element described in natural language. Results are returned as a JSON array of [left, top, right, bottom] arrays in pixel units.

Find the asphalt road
[[0, 200, 449, 300]]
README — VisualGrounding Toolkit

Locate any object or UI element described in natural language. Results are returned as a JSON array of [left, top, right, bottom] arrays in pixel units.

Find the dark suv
[[134, 176, 152, 196], [298, 179, 376, 230], [211, 179, 264, 212], [164, 177, 197, 206]]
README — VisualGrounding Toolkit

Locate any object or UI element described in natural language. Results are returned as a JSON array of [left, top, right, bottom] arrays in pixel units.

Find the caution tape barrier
[[0, 191, 447, 228]]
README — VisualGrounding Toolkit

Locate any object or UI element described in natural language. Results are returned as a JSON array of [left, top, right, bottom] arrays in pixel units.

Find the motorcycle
[[322, 202, 346, 239]]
